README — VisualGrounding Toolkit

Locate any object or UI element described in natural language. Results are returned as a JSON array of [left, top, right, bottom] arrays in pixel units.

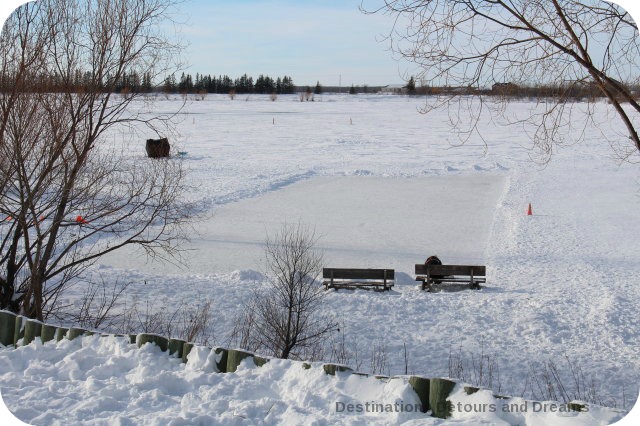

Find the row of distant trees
[[0, 70, 296, 95], [0, 70, 156, 94], [401, 77, 640, 101], [162, 73, 296, 95], [2, 68, 635, 102], [2, 67, 636, 102]]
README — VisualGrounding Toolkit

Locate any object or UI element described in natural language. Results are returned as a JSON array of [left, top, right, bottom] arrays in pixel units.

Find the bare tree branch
[[0, 0, 189, 320], [362, 0, 640, 162]]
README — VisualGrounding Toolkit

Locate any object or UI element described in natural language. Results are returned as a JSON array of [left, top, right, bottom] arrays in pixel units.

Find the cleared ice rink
[[105, 174, 507, 274]]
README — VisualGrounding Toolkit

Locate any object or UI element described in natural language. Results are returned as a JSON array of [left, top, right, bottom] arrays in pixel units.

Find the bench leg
[[423, 280, 433, 292]]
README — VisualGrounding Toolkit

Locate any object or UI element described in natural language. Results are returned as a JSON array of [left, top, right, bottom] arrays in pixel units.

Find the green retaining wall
[[1, 310, 586, 420], [323, 363, 353, 376], [0, 311, 17, 346], [429, 378, 457, 419], [214, 347, 228, 372], [182, 342, 194, 363], [13, 315, 24, 346], [226, 349, 253, 373], [137, 333, 169, 352], [55, 327, 69, 341], [40, 324, 57, 343], [409, 376, 431, 413], [168, 338, 185, 357], [23, 319, 43, 345], [67, 327, 89, 341]]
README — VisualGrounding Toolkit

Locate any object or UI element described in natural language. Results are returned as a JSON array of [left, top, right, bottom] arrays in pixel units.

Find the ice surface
[[103, 174, 507, 274]]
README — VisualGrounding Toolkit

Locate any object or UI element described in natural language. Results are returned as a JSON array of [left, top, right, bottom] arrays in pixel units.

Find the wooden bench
[[415, 264, 486, 291], [323, 268, 394, 291]]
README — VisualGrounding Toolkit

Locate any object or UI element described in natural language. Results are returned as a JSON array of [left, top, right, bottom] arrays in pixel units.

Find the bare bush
[[403, 341, 410, 375], [122, 300, 167, 335], [370, 339, 390, 376], [196, 90, 207, 101], [327, 324, 362, 371], [59, 277, 131, 330], [120, 298, 214, 345], [447, 345, 623, 408], [232, 223, 337, 359], [525, 356, 615, 407], [229, 297, 261, 352], [180, 300, 213, 344]]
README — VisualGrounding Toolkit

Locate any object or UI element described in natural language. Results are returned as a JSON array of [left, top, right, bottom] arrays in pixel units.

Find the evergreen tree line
[[163, 73, 296, 95], [0, 70, 294, 95], [0, 69, 155, 94]]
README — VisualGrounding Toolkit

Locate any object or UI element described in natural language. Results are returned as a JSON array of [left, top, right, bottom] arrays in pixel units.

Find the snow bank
[[0, 335, 628, 425]]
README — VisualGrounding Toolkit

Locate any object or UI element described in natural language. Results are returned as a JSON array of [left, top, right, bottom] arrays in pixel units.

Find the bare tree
[[231, 223, 337, 360], [0, 0, 188, 321], [363, 0, 640, 162]]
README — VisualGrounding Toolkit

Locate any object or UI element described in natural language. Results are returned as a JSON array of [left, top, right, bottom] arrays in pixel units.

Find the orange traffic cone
[[527, 203, 533, 216]]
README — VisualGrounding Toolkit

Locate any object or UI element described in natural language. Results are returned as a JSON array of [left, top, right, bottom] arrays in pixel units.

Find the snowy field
[[2, 93, 639, 424]]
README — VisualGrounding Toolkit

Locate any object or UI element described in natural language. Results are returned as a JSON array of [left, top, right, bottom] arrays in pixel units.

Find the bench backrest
[[323, 268, 395, 280], [415, 264, 486, 276]]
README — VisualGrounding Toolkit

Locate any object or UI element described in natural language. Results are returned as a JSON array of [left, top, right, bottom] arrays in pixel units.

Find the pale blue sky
[[180, 0, 412, 86], [1, 1, 640, 87], [174, 0, 640, 87]]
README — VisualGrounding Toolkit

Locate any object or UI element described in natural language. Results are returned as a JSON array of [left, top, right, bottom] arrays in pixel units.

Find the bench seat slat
[[324, 280, 390, 287], [415, 264, 486, 276], [415, 277, 486, 283], [414, 263, 487, 291], [323, 268, 395, 280], [323, 268, 394, 291]]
